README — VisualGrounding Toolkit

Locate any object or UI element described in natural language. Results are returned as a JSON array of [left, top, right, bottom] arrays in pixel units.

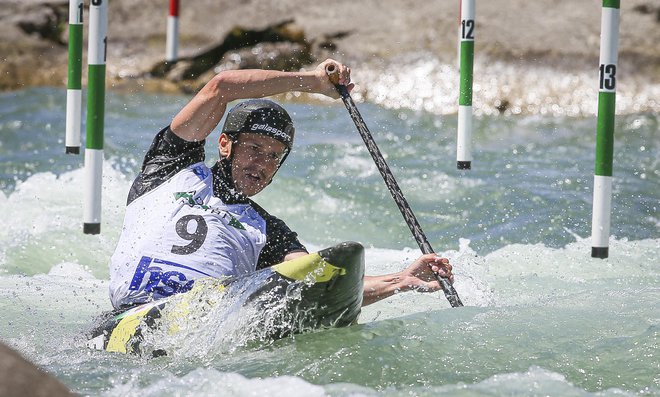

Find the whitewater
[[0, 58, 657, 396]]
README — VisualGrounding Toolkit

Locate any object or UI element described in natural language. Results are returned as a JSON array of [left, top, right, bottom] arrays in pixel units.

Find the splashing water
[[0, 84, 657, 396]]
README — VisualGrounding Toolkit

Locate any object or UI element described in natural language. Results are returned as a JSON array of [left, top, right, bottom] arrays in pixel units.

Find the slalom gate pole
[[65, 0, 84, 154], [166, 0, 180, 63], [326, 65, 464, 308], [457, 0, 475, 170], [591, 0, 620, 258], [83, 0, 108, 235]]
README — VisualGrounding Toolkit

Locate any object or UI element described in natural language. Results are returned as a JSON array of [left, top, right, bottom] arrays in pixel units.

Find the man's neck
[[212, 160, 249, 204]]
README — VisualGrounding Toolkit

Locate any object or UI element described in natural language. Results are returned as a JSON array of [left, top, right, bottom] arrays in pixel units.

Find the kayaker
[[109, 59, 455, 309]]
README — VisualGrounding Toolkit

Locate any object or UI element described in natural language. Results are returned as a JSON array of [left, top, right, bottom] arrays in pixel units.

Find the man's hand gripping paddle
[[326, 64, 464, 308]]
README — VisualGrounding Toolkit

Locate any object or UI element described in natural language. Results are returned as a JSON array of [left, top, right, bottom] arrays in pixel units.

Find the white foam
[[102, 369, 327, 397], [458, 366, 635, 397], [0, 161, 131, 276], [354, 53, 660, 116]]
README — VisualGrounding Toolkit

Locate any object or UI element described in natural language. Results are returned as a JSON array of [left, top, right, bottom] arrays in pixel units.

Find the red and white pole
[[166, 0, 179, 63]]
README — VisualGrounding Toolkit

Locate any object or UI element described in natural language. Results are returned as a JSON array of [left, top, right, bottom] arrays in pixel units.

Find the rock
[[0, 342, 75, 397], [214, 42, 313, 73], [0, 0, 658, 93], [14, 1, 68, 45], [149, 20, 315, 81]]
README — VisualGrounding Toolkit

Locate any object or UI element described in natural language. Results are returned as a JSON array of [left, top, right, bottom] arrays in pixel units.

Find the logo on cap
[[250, 123, 291, 142]]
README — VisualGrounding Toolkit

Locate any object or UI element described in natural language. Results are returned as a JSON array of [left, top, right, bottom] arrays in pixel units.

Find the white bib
[[109, 162, 267, 308]]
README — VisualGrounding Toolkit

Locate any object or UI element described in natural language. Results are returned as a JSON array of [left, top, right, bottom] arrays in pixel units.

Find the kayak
[[86, 241, 365, 356]]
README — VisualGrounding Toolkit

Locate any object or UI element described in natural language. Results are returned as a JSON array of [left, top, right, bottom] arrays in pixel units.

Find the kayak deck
[[87, 241, 365, 356]]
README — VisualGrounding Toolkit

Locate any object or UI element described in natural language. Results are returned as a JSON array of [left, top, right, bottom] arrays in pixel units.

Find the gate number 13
[[599, 64, 616, 90]]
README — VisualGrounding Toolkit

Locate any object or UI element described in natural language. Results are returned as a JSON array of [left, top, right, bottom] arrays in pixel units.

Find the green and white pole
[[457, 0, 475, 170], [84, 0, 108, 235], [65, 0, 83, 154], [591, 0, 619, 258]]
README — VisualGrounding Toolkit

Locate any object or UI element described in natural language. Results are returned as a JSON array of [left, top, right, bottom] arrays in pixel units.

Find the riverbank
[[1, 0, 659, 114]]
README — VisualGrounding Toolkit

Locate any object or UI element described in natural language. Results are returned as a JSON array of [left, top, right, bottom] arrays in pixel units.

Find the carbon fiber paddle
[[326, 64, 463, 308]]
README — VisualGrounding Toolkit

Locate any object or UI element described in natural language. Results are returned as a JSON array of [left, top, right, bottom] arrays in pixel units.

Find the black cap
[[221, 99, 295, 152]]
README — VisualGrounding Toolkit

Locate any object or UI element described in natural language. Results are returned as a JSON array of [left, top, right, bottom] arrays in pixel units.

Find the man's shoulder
[[249, 199, 295, 235], [247, 199, 274, 220], [127, 127, 208, 205], [143, 127, 206, 167]]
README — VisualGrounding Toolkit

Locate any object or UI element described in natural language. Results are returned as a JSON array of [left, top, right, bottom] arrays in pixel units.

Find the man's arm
[[283, 251, 308, 261], [171, 59, 353, 142], [362, 254, 454, 306], [281, 252, 454, 306]]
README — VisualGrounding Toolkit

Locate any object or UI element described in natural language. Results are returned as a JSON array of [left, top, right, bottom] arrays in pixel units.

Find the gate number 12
[[461, 19, 475, 40]]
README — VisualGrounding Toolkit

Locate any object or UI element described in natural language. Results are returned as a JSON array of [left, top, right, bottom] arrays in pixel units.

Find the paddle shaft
[[326, 66, 463, 308]]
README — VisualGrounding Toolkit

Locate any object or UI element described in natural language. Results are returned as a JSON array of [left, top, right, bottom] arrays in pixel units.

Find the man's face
[[221, 133, 287, 197]]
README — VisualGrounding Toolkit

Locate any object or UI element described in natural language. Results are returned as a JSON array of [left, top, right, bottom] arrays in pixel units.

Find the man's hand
[[316, 59, 354, 98], [399, 254, 454, 293], [362, 254, 455, 306]]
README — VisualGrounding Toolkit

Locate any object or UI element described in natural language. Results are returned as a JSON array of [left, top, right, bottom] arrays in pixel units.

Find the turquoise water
[[0, 86, 658, 396]]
